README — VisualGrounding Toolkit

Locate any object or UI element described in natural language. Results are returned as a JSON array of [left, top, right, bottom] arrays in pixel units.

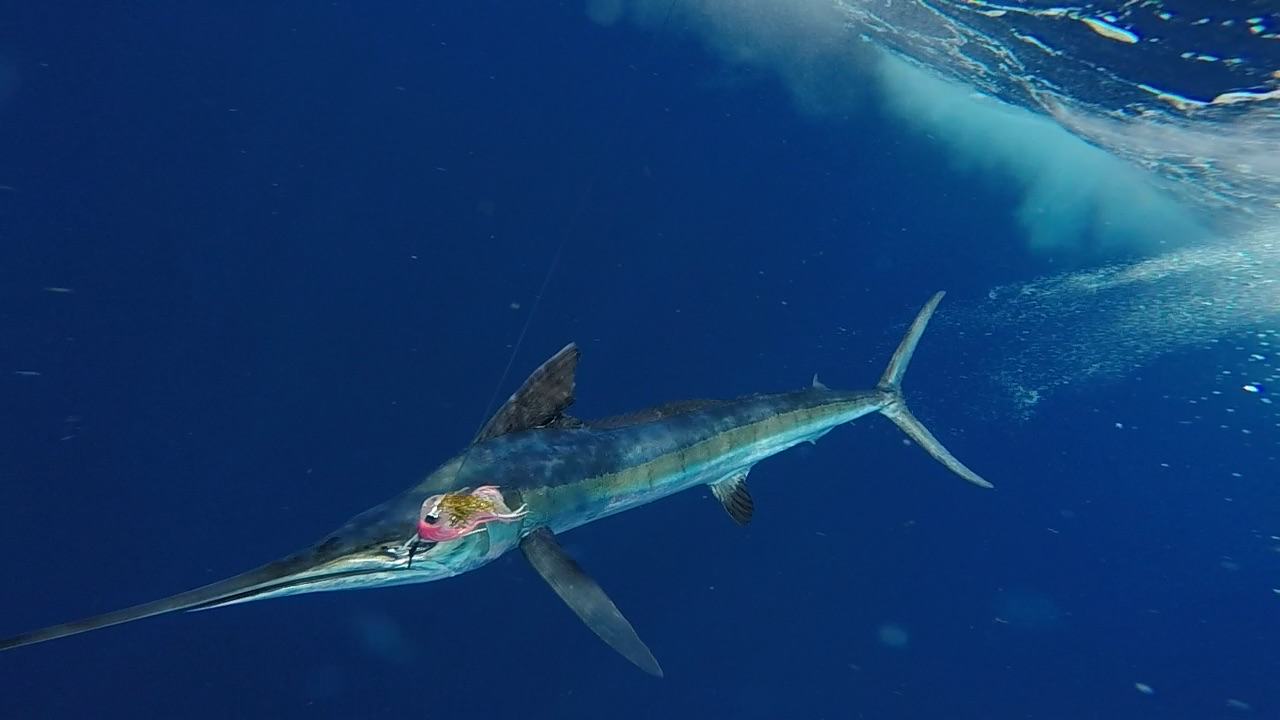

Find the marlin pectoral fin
[[709, 470, 753, 525], [519, 527, 663, 677], [473, 343, 580, 443]]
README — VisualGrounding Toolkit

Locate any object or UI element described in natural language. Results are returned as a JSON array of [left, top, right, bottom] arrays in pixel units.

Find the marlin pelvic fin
[[519, 527, 663, 677], [876, 292, 994, 489], [709, 470, 753, 525], [474, 343, 580, 443]]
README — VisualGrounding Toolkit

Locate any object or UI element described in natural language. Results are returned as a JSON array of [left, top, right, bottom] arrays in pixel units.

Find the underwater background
[[2, 1, 1277, 718]]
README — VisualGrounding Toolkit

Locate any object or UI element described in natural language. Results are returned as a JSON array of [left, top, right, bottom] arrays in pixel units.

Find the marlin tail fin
[[876, 291, 993, 489]]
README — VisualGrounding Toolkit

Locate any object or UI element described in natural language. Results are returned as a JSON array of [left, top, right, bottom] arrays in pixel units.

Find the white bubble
[[349, 612, 412, 664], [876, 622, 909, 648], [947, 227, 1280, 418], [585, 0, 627, 27], [995, 589, 1062, 630]]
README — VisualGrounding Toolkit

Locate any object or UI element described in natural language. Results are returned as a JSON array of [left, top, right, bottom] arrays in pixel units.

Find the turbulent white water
[[601, 0, 1279, 415], [834, 0, 1280, 218], [950, 230, 1280, 415], [835, 0, 1280, 412]]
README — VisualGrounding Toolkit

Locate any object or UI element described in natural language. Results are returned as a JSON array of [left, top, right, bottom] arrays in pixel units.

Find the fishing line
[[469, 0, 683, 437], [409, 0, 683, 565]]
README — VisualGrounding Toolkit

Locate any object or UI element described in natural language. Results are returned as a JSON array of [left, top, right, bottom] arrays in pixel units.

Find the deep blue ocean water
[[2, 2, 1276, 718]]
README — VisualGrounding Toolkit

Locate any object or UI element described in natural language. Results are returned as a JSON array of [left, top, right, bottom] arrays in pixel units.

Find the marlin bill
[[0, 291, 990, 676]]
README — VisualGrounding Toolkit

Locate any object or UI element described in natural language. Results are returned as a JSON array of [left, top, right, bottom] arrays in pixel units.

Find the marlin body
[[0, 292, 990, 675]]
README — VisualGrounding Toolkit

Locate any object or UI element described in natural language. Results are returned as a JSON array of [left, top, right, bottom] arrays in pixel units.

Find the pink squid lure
[[416, 485, 528, 542]]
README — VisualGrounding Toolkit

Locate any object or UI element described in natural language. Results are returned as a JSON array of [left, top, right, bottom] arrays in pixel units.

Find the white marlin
[[0, 292, 990, 675]]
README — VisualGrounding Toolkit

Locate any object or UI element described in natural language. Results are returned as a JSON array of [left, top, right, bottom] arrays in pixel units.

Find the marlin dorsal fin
[[473, 343, 580, 444]]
